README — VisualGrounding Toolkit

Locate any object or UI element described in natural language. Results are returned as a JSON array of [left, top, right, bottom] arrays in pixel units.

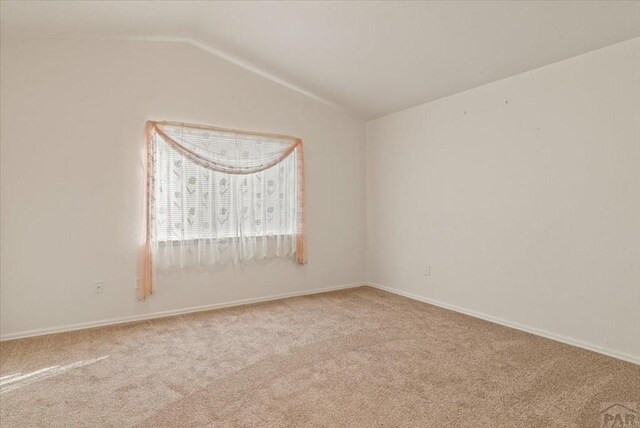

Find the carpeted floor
[[0, 286, 638, 427]]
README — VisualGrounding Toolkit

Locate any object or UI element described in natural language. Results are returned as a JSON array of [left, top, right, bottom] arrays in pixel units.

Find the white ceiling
[[1, 1, 639, 119]]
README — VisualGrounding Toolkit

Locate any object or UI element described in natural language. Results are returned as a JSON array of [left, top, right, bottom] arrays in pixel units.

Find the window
[[140, 121, 306, 299], [153, 133, 298, 242]]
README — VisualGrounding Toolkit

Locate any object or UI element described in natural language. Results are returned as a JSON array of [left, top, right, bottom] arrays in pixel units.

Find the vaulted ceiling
[[2, 1, 639, 119]]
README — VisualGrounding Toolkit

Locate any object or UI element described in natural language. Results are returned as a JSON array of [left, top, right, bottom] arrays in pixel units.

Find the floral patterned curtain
[[141, 121, 306, 299]]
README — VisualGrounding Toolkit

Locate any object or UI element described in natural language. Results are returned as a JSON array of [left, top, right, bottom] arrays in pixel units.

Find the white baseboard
[[0, 282, 364, 342], [368, 282, 639, 366]]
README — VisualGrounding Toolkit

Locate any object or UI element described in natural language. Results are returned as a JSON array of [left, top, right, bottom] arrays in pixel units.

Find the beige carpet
[[0, 286, 638, 427]]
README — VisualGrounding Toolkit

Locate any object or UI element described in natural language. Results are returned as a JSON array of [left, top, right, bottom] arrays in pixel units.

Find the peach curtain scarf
[[141, 121, 306, 300]]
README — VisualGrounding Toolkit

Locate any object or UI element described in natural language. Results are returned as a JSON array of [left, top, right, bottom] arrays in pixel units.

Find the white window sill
[[156, 233, 296, 246]]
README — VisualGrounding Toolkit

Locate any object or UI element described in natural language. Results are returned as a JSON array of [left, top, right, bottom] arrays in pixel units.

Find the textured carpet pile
[[1, 286, 638, 427]]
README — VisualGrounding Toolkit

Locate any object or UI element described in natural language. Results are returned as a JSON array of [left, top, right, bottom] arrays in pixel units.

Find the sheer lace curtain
[[141, 121, 306, 299]]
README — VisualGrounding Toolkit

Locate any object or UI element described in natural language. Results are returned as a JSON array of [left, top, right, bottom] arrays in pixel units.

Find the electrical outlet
[[424, 266, 431, 277], [94, 281, 104, 294]]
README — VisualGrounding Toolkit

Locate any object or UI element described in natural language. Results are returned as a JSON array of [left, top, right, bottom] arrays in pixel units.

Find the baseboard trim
[[367, 282, 639, 366], [0, 282, 364, 342]]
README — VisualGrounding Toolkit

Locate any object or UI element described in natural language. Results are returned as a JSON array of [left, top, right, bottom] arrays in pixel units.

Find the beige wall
[[2, 36, 638, 363], [0, 38, 366, 338], [366, 38, 640, 362]]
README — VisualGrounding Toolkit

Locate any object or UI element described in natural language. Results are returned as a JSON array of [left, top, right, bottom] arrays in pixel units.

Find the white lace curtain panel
[[141, 121, 306, 299]]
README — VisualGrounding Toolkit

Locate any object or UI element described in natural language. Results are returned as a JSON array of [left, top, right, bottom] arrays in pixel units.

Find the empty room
[[0, 1, 639, 427]]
